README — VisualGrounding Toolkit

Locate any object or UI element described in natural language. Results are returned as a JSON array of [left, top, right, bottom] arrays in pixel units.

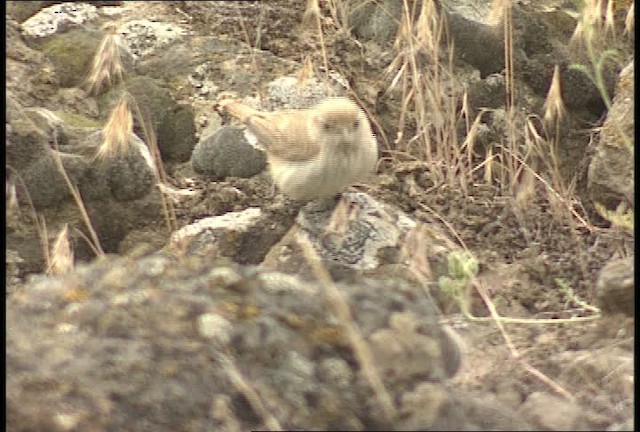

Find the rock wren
[[219, 97, 378, 200]]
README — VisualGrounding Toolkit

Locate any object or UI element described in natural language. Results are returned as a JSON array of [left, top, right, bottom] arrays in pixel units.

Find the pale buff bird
[[219, 97, 378, 200]]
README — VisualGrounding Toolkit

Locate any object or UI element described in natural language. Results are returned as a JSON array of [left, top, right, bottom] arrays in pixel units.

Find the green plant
[[438, 250, 479, 311], [568, 1, 632, 150]]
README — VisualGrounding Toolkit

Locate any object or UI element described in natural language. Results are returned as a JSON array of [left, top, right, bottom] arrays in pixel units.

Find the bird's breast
[[268, 139, 377, 200]]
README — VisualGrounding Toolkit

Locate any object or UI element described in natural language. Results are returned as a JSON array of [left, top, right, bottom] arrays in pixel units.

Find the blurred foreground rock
[[7, 250, 531, 431]]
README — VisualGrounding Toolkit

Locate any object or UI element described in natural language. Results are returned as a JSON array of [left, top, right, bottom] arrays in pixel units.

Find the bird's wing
[[224, 101, 321, 162]]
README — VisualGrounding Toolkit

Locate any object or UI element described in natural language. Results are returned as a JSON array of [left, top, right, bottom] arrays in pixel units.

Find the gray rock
[[262, 191, 423, 282], [84, 130, 156, 202], [443, 390, 533, 431], [444, 2, 620, 114], [6, 249, 25, 295], [23, 107, 69, 146], [588, 61, 634, 209], [262, 192, 469, 314], [6, 1, 51, 23], [6, 93, 51, 169], [167, 206, 293, 265], [608, 417, 634, 431], [36, 27, 102, 89], [350, 0, 403, 45], [80, 194, 163, 253], [191, 125, 267, 180], [596, 256, 634, 316], [107, 76, 196, 162], [518, 392, 590, 431], [118, 19, 187, 59], [296, 192, 417, 271], [446, 11, 505, 78], [20, 150, 89, 208], [6, 253, 470, 431], [262, 75, 348, 111], [21, 2, 98, 38]]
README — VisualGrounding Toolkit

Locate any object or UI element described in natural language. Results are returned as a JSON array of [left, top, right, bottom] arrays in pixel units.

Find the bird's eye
[[323, 123, 332, 131], [353, 119, 360, 129]]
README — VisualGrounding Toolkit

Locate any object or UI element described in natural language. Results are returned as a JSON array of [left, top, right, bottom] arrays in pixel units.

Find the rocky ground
[[6, 1, 634, 431]]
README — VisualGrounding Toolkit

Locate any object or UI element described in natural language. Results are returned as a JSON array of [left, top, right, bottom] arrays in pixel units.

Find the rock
[[118, 19, 187, 59], [6, 1, 53, 23], [397, 382, 450, 429], [369, 311, 458, 384], [444, 2, 620, 115], [37, 27, 102, 88], [83, 195, 164, 253], [518, 392, 589, 431], [6, 249, 26, 295], [52, 88, 101, 120], [596, 256, 634, 316], [21, 2, 98, 38], [20, 150, 89, 208], [588, 60, 634, 210], [443, 390, 533, 431], [85, 130, 157, 202], [7, 19, 60, 107], [106, 76, 196, 162], [191, 125, 267, 180], [350, 0, 403, 45], [6, 252, 472, 430], [262, 74, 348, 110], [6, 93, 51, 169], [445, 11, 504, 78], [166, 206, 295, 265], [16, 122, 156, 208], [263, 192, 418, 277], [553, 347, 634, 409], [7, 94, 163, 265], [608, 417, 634, 431], [262, 192, 461, 315], [23, 107, 69, 146], [466, 73, 508, 112]]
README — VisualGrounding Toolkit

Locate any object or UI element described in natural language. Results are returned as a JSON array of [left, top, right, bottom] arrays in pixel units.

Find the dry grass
[[297, 231, 397, 424], [95, 95, 134, 161], [624, 2, 634, 34], [51, 135, 105, 258], [541, 65, 568, 195], [85, 22, 126, 95], [86, 20, 180, 236], [127, 97, 179, 232], [213, 349, 282, 431], [403, 224, 600, 402], [15, 23, 186, 265], [325, 0, 352, 34], [95, 90, 178, 233], [386, 0, 465, 189], [6, 175, 20, 217], [7, 166, 55, 273], [47, 224, 74, 276], [375, 0, 627, 231]]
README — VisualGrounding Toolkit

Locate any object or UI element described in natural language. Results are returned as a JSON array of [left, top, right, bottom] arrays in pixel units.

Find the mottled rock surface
[[6, 252, 493, 431]]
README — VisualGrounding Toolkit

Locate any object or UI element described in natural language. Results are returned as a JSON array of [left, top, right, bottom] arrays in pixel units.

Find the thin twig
[[214, 349, 282, 431], [297, 232, 397, 424], [474, 280, 576, 402]]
